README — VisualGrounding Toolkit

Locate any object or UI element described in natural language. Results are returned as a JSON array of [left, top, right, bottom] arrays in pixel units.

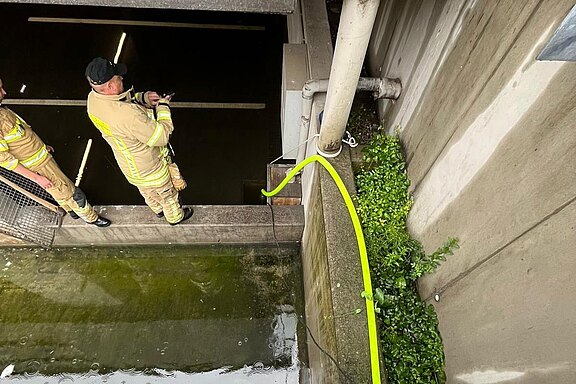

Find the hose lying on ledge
[[262, 154, 381, 384]]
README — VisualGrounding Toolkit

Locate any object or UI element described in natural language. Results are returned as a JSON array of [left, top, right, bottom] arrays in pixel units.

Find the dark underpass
[[0, 4, 287, 205]]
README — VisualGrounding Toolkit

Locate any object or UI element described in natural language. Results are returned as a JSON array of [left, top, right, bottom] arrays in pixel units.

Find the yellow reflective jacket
[[86, 88, 174, 188], [0, 106, 51, 171]]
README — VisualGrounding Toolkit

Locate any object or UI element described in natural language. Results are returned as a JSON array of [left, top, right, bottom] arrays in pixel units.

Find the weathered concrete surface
[[372, 0, 576, 298], [367, 0, 576, 382], [414, 61, 576, 300], [299, 0, 380, 383], [0, 0, 295, 14], [319, 150, 375, 383], [50, 205, 304, 246], [437, 200, 576, 383], [301, 167, 339, 383], [368, 0, 468, 134], [402, 0, 571, 189], [301, 149, 377, 384]]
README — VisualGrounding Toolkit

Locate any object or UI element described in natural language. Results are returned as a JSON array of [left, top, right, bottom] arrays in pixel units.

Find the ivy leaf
[[374, 287, 385, 304], [394, 276, 406, 289], [361, 291, 373, 301]]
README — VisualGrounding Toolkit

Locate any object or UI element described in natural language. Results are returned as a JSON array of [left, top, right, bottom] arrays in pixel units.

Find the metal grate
[[0, 168, 62, 248]]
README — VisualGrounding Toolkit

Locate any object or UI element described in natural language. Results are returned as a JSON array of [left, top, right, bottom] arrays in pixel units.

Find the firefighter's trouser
[[35, 158, 98, 223], [137, 180, 184, 224]]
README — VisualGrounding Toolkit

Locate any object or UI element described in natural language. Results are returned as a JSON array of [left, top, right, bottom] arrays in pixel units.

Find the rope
[[342, 131, 358, 148], [270, 134, 319, 165]]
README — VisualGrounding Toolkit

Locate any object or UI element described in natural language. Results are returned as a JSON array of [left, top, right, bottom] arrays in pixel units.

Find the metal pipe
[[295, 76, 401, 163], [317, 0, 382, 157], [295, 79, 329, 163], [357, 77, 402, 99], [2, 99, 266, 109]]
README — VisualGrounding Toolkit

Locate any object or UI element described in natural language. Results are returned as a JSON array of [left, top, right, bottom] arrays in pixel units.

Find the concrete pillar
[[317, 0, 381, 156]]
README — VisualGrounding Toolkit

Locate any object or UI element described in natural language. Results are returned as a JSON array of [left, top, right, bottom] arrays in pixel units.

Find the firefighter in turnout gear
[[0, 78, 111, 227], [85, 57, 192, 225]]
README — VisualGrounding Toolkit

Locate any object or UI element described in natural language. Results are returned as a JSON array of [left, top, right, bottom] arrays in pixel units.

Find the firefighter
[[84, 57, 192, 225], [0, 78, 111, 227]]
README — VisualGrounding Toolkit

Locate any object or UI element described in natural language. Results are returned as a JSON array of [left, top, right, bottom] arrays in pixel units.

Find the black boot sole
[[90, 217, 111, 227], [169, 207, 193, 226]]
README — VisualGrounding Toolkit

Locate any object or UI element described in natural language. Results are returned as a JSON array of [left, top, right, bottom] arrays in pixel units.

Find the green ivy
[[355, 133, 459, 384]]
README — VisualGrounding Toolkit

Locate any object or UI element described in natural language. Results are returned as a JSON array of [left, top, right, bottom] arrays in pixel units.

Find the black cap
[[85, 57, 127, 85]]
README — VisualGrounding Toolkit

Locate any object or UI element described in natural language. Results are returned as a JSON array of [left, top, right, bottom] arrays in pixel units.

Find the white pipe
[[295, 79, 329, 163], [295, 76, 401, 163], [75, 138, 93, 187], [114, 32, 127, 64], [317, 0, 381, 156]]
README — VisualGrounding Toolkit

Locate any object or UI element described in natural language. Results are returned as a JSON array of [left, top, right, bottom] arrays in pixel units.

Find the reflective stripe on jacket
[[86, 88, 174, 188], [0, 107, 51, 171]]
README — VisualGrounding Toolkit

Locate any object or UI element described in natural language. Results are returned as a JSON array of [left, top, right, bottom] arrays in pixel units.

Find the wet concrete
[[0, 3, 287, 205]]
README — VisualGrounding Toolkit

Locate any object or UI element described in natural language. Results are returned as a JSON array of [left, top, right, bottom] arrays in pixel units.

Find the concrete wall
[[367, 0, 576, 383], [299, 0, 377, 383]]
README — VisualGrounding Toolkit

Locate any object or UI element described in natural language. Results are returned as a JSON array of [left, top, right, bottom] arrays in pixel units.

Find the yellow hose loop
[[262, 154, 381, 384]]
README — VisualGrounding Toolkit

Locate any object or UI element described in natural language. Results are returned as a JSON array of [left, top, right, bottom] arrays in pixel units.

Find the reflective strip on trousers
[[21, 145, 49, 168]]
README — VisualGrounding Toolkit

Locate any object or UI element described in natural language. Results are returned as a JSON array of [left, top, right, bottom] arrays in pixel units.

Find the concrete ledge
[[0, 0, 295, 14], [53, 205, 304, 246]]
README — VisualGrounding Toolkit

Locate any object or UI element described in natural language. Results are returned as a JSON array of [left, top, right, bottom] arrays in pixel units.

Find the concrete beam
[[318, 150, 375, 383], [50, 205, 304, 246], [0, 0, 295, 14]]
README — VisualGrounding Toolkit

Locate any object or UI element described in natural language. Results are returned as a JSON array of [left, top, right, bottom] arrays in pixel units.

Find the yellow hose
[[262, 154, 381, 384]]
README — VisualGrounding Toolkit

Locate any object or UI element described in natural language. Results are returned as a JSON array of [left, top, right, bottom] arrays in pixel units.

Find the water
[[0, 244, 304, 383]]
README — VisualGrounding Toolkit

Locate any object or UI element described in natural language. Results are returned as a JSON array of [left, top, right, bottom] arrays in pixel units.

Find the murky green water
[[0, 244, 304, 383]]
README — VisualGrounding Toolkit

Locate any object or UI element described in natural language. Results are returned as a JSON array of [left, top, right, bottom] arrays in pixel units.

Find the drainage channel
[[0, 243, 306, 383]]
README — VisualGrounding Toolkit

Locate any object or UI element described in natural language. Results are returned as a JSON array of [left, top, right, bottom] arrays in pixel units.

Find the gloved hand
[[168, 162, 186, 191], [144, 91, 161, 107], [158, 92, 174, 107]]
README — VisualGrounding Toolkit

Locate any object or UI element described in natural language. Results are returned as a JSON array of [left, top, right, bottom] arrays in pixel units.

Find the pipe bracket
[[316, 143, 342, 158]]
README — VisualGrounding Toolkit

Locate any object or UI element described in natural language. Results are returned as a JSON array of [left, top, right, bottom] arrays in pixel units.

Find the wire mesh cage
[[0, 168, 62, 248]]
